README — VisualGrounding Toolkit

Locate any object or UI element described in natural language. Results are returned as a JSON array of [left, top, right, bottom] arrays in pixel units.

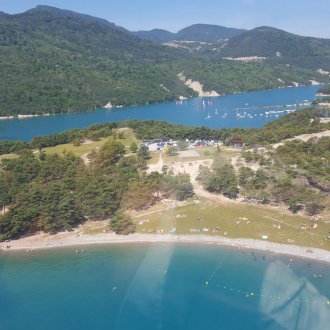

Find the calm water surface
[[1, 244, 329, 330], [0, 85, 322, 141]]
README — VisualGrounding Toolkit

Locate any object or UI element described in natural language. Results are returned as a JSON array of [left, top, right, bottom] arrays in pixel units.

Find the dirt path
[[146, 152, 300, 215], [149, 157, 240, 205], [272, 130, 330, 149], [81, 153, 90, 166], [147, 152, 164, 173]]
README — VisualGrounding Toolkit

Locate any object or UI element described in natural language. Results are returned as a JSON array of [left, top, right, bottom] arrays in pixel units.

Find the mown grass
[[42, 128, 139, 157], [42, 138, 110, 156], [134, 198, 330, 250], [0, 154, 19, 160]]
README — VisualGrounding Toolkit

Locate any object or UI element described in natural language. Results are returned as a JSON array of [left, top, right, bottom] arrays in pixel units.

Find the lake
[[0, 85, 322, 141], [0, 244, 329, 330]]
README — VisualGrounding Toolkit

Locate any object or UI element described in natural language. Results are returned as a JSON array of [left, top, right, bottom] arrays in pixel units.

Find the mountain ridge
[[133, 23, 247, 42], [220, 26, 330, 70], [0, 5, 329, 116]]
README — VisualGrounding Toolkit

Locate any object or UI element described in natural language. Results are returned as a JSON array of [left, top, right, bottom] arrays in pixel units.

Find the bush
[[109, 211, 136, 235]]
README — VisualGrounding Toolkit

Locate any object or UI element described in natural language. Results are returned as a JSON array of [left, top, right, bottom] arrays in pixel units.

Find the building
[[231, 138, 244, 149]]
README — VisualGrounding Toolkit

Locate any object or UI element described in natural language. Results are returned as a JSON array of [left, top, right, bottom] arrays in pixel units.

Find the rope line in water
[[204, 249, 330, 306], [205, 249, 232, 285], [214, 283, 330, 306]]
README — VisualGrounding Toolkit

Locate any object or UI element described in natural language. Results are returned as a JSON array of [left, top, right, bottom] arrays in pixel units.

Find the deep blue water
[[1, 244, 330, 330], [0, 85, 323, 141]]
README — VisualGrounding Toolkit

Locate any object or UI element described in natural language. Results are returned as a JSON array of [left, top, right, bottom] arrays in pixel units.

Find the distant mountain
[[175, 24, 247, 42], [220, 26, 330, 70], [133, 29, 175, 42], [135, 25, 330, 72], [133, 24, 246, 42], [0, 6, 329, 116], [23, 5, 128, 32]]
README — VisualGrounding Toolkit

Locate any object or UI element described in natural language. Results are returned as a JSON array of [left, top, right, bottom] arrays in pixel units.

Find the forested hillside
[[219, 27, 330, 70], [0, 137, 194, 240], [133, 24, 246, 42], [1, 6, 330, 116], [135, 24, 330, 73], [0, 6, 193, 116], [319, 85, 330, 95]]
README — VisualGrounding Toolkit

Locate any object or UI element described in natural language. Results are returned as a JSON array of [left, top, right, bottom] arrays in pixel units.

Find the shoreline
[[1, 232, 330, 263], [0, 113, 50, 120], [1, 83, 326, 123]]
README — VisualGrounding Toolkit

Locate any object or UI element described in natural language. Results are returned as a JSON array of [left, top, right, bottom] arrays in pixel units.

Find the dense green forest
[[219, 27, 330, 71], [313, 96, 330, 104], [0, 6, 193, 116], [319, 85, 330, 95], [179, 59, 326, 94], [0, 138, 193, 241], [0, 6, 329, 116]]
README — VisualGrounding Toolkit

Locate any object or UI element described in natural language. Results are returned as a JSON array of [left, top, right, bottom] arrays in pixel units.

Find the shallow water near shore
[[1, 243, 330, 330], [0, 85, 323, 141]]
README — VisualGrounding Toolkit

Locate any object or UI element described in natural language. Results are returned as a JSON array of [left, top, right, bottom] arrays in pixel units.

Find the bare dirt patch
[[178, 149, 200, 158]]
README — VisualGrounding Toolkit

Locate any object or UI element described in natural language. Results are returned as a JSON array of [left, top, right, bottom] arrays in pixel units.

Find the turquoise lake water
[[1, 244, 330, 330], [0, 85, 323, 141]]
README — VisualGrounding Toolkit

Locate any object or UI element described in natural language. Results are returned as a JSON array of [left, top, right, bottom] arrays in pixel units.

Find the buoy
[[251, 292, 254, 296], [205, 281, 209, 285], [327, 301, 330, 305]]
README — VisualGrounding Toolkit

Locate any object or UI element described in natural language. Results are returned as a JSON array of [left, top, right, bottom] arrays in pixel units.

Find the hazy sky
[[1, 0, 330, 38]]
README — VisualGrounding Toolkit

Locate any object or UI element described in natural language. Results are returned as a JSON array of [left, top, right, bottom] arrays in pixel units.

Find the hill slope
[[220, 27, 330, 70], [0, 7, 329, 116], [0, 6, 194, 115], [133, 24, 246, 42], [132, 29, 176, 42], [176, 24, 246, 41]]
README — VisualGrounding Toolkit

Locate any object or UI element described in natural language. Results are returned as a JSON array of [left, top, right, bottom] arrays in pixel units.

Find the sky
[[1, 0, 330, 38]]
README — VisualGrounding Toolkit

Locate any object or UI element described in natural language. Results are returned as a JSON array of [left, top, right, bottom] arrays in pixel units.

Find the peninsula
[[1, 108, 330, 258]]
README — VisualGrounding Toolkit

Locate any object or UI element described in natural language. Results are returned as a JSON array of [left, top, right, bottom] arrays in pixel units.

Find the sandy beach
[[1, 231, 330, 263]]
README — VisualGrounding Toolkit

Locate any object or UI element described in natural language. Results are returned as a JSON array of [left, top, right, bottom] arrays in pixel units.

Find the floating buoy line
[[211, 283, 330, 306], [205, 249, 231, 286], [204, 248, 330, 306]]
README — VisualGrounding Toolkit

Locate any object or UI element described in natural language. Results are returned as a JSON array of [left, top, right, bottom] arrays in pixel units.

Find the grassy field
[[0, 154, 19, 160], [133, 198, 330, 250], [42, 128, 139, 157]]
